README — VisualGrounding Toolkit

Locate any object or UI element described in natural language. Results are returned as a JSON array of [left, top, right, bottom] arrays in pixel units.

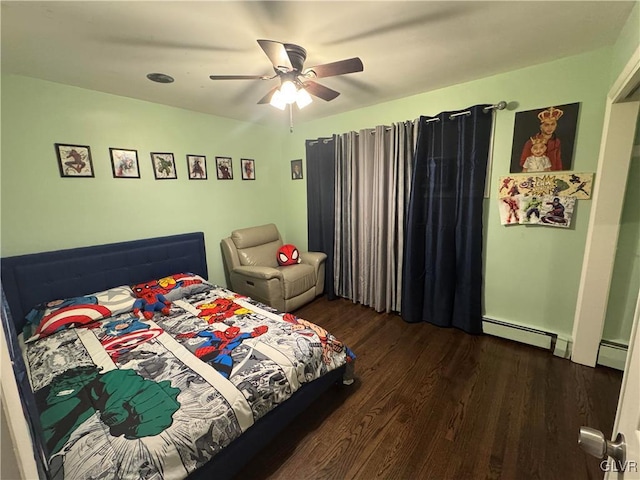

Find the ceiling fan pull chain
[[289, 104, 294, 133]]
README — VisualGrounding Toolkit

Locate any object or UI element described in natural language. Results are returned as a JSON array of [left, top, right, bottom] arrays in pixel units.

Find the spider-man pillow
[[277, 244, 301, 266], [152, 273, 212, 301]]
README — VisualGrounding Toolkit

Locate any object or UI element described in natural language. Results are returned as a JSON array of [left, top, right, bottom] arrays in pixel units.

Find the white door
[[579, 287, 640, 478], [603, 60, 640, 480], [606, 289, 640, 479]]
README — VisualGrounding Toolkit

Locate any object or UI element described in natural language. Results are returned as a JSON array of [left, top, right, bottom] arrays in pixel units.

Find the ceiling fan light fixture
[[209, 39, 364, 113], [270, 90, 287, 110], [279, 80, 298, 104], [296, 88, 313, 109]]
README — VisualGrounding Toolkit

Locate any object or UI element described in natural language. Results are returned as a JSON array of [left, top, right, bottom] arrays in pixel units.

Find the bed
[[1, 232, 354, 480]]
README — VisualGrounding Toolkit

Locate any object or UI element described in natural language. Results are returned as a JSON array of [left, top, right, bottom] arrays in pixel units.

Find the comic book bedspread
[[21, 286, 354, 480]]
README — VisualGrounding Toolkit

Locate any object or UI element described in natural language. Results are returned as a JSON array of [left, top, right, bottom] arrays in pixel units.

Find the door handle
[[578, 427, 626, 468]]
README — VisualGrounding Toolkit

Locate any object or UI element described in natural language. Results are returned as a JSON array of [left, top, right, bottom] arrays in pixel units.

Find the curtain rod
[[361, 120, 419, 134], [309, 119, 420, 141], [308, 101, 509, 142], [484, 100, 508, 112], [425, 100, 508, 123], [307, 138, 333, 145]]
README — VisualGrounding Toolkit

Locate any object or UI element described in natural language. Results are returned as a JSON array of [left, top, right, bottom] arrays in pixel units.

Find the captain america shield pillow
[[24, 285, 136, 342], [277, 244, 301, 266]]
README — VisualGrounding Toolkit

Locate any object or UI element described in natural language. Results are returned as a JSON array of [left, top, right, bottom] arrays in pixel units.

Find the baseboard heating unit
[[596, 340, 628, 371], [482, 317, 556, 352]]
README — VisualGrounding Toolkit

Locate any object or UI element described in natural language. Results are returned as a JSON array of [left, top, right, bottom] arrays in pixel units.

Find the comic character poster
[[498, 172, 593, 200], [509, 103, 580, 173], [539, 195, 576, 228], [520, 195, 544, 225], [498, 195, 523, 226]]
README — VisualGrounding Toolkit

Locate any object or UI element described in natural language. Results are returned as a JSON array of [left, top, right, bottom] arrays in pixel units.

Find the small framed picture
[[110, 148, 140, 178], [241, 158, 255, 180], [151, 152, 177, 179], [216, 156, 233, 180], [55, 143, 94, 177], [187, 154, 207, 180], [291, 159, 303, 180]]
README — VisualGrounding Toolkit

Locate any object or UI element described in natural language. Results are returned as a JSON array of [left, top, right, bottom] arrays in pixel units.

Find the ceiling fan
[[209, 39, 364, 110]]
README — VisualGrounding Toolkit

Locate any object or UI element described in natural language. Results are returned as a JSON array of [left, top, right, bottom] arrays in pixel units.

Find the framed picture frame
[[55, 143, 94, 177], [151, 152, 177, 179], [109, 148, 140, 178], [187, 154, 207, 180], [509, 102, 580, 173], [215, 156, 233, 180], [291, 159, 303, 180], [241, 158, 255, 180]]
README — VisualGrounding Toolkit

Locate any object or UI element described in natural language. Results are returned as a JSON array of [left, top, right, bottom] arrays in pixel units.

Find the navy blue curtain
[[306, 137, 337, 300], [401, 105, 493, 334]]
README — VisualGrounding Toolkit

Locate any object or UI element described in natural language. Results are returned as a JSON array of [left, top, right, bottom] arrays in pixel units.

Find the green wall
[[1, 44, 635, 344], [0, 75, 288, 286], [281, 48, 613, 339]]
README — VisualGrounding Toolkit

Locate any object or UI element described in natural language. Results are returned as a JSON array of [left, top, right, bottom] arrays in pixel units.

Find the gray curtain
[[334, 121, 417, 313]]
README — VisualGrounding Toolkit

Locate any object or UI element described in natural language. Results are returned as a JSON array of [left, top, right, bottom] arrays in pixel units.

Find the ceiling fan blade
[[304, 57, 364, 79], [257, 86, 280, 104], [209, 75, 270, 80], [257, 39, 292, 71], [303, 81, 340, 101]]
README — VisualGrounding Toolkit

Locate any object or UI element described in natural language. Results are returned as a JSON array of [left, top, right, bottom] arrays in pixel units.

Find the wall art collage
[[54, 143, 256, 181], [498, 103, 594, 229]]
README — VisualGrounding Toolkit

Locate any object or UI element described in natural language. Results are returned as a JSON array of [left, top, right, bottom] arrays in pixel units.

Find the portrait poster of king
[[509, 103, 580, 174]]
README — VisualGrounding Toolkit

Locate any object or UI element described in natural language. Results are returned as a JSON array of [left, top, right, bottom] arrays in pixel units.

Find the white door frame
[[571, 46, 640, 367]]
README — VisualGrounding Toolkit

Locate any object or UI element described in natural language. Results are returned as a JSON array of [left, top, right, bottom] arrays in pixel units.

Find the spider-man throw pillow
[[277, 244, 301, 266]]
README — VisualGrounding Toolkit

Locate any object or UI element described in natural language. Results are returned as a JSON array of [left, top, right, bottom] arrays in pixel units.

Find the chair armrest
[[300, 251, 327, 269], [233, 265, 283, 280], [301, 251, 327, 297]]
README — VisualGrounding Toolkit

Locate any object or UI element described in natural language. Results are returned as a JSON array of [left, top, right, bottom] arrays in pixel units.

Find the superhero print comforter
[[21, 285, 355, 480]]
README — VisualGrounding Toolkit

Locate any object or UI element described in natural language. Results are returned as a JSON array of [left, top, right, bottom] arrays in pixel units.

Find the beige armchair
[[221, 223, 327, 312]]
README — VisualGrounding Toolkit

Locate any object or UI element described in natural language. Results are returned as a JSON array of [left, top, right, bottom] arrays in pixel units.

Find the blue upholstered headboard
[[1, 232, 208, 331]]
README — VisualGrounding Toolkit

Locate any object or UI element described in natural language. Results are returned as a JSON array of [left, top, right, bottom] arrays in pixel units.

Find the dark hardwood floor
[[236, 296, 622, 480]]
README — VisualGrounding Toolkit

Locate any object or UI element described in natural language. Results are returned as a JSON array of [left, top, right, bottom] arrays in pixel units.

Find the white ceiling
[[1, 1, 635, 126]]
